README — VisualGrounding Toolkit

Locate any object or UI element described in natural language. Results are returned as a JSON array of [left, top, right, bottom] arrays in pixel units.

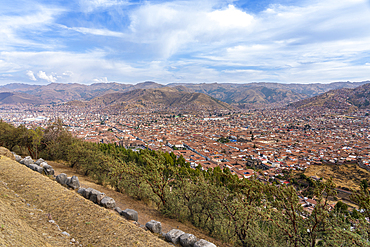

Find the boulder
[[165, 229, 185, 245], [41, 163, 54, 176], [121, 209, 138, 222], [22, 156, 34, 166], [100, 196, 116, 209], [114, 207, 123, 214], [27, 163, 43, 173], [35, 158, 45, 165], [77, 187, 85, 196], [66, 176, 80, 190], [145, 220, 162, 234], [194, 239, 216, 247], [56, 173, 68, 185], [0, 147, 15, 160], [14, 154, 22, 162], [180, 233, 197, 247], [82, 188, 94, 199], [89, 189, 105, 204]]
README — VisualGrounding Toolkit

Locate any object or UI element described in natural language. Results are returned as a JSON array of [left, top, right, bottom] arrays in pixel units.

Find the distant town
[[1, 104, 369, 182]]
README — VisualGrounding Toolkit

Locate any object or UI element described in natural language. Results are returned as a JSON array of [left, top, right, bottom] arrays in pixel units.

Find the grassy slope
[[0, 155, 170, 247], [304, 163, 370, 191]]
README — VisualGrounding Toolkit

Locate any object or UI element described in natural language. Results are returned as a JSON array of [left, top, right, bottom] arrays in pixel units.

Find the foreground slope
[[0, 155, 170, 247]]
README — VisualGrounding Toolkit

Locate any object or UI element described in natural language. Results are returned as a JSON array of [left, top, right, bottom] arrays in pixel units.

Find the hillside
[[0, 92, 43, 105], [0, 155, 170, 247], [0, 81, 163, 104], [304, 162, 370, 191], [289, 83, 370, 109], [169, 81, 369, 104], [70, 86, 233, 110], [1, 80, 369, 107]]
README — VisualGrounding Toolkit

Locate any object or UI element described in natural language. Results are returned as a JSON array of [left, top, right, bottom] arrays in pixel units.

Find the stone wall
[[7, 149, 217, 247]]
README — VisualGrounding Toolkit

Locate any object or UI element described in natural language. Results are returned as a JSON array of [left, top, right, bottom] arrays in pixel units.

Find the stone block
[[114, 207, 122, 214], [41, 163, 54, 176], [89, 189, 105, 204], [165, 229, 185, 245], [121, 209, 138, 222], [100, 196, 116, 209], [35, 158, 45, 165], [145, 220, 162, 234], [77, 187, 85, 196], [56, 173, 68, 185], [180, 233, 197, 247], [66, 176, 80, 190], [194, 239, 216, 247], [83, 188, 94, 199]]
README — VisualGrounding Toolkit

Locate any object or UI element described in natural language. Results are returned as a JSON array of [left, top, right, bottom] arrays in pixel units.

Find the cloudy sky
[[1, 0, 370, 85]]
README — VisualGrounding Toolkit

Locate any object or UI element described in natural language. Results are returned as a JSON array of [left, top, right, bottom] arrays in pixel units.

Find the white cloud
[[26, 70, 37, 81], [128, 3, 255, 58], [79, 0, 129, 12], [37, 71, 57, 82], [60, 25, 125, 38], [93, 77, 109, 83], [207, 5, 254, 28], [0, 6, 63, 50], [1, 0, 370, 84]]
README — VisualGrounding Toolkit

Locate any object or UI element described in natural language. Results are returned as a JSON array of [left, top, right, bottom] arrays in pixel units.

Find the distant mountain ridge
[[289, 83, 370, 110], [0, 80, 369, 107], [68, 87, 232, 110]]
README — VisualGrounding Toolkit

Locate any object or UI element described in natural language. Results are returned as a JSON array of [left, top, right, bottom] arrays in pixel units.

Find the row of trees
[[0, 120, 369, 246]]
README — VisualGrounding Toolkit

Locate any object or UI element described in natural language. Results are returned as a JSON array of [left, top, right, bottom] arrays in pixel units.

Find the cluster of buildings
[[2, 105, 369, 184]]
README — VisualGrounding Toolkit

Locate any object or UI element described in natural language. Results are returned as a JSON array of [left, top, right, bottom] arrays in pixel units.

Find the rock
[[27, 163, 43, 173], [56, 173, 68, 185], [180, 233, 197, 247], [82, 188, 94, 199], [0, 147, 15, 160], [194, 239, 216, 247], [66, 176, 80, 190], [145, 220, 162, 234], [14, 154, 22, 162], [121, 209, 138, 222], [89, 189, 105, 204], [77, 187, 85, 196], [114, 207, 122, 214], [100, 196, 116, 209], [35, 158, 45, 165], [41, 163, 55, 176], [22, 156, 34, 166], [165, 229, 185, 245]]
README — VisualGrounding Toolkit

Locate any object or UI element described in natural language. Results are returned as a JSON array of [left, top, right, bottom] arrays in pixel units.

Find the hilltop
[[68, 86, 233, 110], [0, 92, 43, 105], [1, 80, 369, 108], [289, 83, 370, 110]]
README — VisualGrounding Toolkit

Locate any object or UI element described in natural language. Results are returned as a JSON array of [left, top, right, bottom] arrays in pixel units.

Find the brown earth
[[0, 147, 15, 160], [0, 155, 171, 247], [48, 161, 227, 247], [304, 163, 370, 191]]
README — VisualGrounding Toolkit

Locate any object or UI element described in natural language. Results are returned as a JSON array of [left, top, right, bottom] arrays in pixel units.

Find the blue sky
[[1, 0, 370, 85]]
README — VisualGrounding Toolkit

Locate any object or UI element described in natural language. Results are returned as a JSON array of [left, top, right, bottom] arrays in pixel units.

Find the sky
[[0, 0, 370, 85]]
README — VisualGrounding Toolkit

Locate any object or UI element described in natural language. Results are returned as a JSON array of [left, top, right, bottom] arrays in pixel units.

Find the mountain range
[[0, 80, 369, 109], [289, 83, 370, 110], [68, 86, 232, 110]]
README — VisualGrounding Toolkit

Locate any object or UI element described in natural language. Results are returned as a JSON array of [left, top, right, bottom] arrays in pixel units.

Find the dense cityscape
[[2, 104, 369, 182]]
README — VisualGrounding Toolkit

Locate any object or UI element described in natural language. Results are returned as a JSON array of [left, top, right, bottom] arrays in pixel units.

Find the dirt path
[[0, 156, 171, 247], [48, 161, 227, 247]]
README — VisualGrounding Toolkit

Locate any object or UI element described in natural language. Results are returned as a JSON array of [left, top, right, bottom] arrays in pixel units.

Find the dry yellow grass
[[304, 163, 370, 191], [0, 155, 171, 247]]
